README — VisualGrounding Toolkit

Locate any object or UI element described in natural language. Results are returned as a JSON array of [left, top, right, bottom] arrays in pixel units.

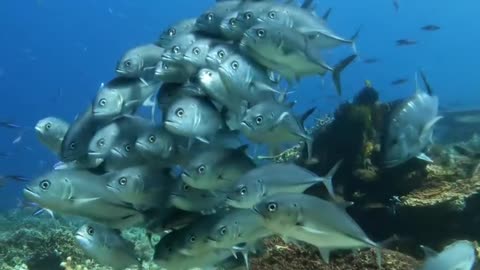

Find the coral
[[251, 237, 420, 270]]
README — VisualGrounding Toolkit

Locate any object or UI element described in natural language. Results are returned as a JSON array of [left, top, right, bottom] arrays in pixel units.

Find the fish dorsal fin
[[419, 70, 433, 96], [300, 107, 316, 126], [420, 245, 438, 258], [322, 8, 332, 20], [301, 0, 316, 10]]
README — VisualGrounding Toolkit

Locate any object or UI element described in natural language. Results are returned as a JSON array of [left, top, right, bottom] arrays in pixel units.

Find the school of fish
[[20, 0, 474, 269]]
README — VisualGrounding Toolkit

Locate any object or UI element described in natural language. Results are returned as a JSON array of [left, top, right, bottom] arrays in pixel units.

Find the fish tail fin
[[350, 26, 361, 55], [320, 160, 343, 198], [419, 69, 434, 96], [300, 107, 316, 126], [332, 54, 357, 95]]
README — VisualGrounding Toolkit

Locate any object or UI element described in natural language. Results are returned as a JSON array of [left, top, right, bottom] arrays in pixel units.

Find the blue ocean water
[[0, 0, 478, 210]]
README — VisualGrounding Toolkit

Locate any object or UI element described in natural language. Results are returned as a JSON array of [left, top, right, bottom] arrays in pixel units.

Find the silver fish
[[183, 38, 221, 72], [170, 180, 226, 214], [195, 0, 243, 36], [240, 99, 315, 160], [88, 115, 151, 160], [181, 145, 256, 190], [35, 117, 69, 155], [240, 23, 356, 95], [418, 240, 477, 270], [156, 18, 197, 48], [75, 223, 141, 270], [382, 73, 441, 168], [253, 193, 380, 264], [105, 165, 173, 210], [205, 43, 239, 69], [60, 104, 108, 163], [218, 52, 278, 103], [103, 138, 147, 171], [23, 169, 144, 228], [92, 77, 160, 120], [135, 125, 176, 161], [197, 68, 243, 114], [154, 60, 191, 83], [226, 161, 340, 209], [116, 43, 164, 81], [256, 3, 356, 50], [161, 33, 198, 65], [164, 96, 224, 144]]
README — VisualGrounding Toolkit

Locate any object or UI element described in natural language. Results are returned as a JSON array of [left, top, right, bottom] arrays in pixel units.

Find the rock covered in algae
[[251, 237, 420, 270]]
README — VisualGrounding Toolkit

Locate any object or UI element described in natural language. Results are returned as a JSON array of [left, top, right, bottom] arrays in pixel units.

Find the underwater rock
[[251, 237, 420, 270]]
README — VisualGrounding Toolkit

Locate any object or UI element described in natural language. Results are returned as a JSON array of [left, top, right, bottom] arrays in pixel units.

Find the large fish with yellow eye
[[240, 23, 357, 95]]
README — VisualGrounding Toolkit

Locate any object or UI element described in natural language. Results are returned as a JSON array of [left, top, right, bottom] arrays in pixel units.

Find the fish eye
[[118, 177, 128, 186], [206, 12, 214, 21], [193, 47, 201, 55], [97, 138, 105, 147], [256, 29, 266, 38], [255, 116, 263, 125], [207, 71, 213, 77], [189, 235, 196, 243], [162, 62, 169, 70], [69, 142, 77, 150], [175, 108, 185, 118], [231, 61, 239, 70], [197, 165, 206, 174], [268, 11, 276, 19], [148, 135, 156, 143], [124, 144, 132, 152], [167, 28, 176, 37], [244, 12, 252, 20], [183, 184, 190, 191], [45, 122, 52, 130], [124, 60, 132, 67], [267, 202, 277, 212], [39, 179, 51, 190], [87, 226, 95, 235], [229, 18, 236, 26], [220, 226, 227, 235], [217, 50, 225, 58], [239, 186, 247, 196], [99, 98, 107, 107], [172, 46, 180, 54]]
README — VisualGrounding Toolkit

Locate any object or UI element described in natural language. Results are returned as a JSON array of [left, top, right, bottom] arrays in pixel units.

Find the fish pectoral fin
[[298, 225, 328, 235], [232, 244, 251, 270], [318, 248, 332, 263], [70, 197, 101, 205], [419, 116, 443, 142], [420, 245, 438, 258], [416, 153, 433, 163], [196, 136, 210, 144]]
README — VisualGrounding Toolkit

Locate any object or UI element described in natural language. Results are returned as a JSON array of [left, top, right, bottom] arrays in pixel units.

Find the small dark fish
[[0, 121, 21, 129], [421, 25, 440, 31], [391, 78, 408, 85], [363, 58, 379, 64], [1, 175, 30, 182], [393, 0, 399, 12], [0, 152, 12, 158], [396, 39, 417, 46]]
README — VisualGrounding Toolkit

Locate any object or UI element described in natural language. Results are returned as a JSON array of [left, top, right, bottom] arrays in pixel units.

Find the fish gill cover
[[1, 0, 480, 270]]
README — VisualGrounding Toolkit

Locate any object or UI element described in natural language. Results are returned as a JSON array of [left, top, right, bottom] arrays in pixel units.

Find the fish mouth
[[110, 147, 126, 158], [87, 150, 104, 158], [180, 172, 195, 185], [217, 65, 233, 80], [207, 237, 218, 246], [23, 187, 40, 200], [34, 125, 43, 133], [164, 120, 180, 129], [115, 69, 127, 74], [106, 183, 120, 193], [92, 109, 115, 118], [252, 205, 264, 217], [134, 141, 149, 152], [241, 121, 252, 129]]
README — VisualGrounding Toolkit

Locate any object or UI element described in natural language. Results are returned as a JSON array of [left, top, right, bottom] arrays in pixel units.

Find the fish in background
[[381, 72, 442, 168], [421, 25, 440, 31], [35, 116, 70, 155], [391, 78, 408, 85], [0, 120, 22, 129], [396, 39, 417, 46], [75, 223, 142, 270], [418, 240, 477, 270]]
